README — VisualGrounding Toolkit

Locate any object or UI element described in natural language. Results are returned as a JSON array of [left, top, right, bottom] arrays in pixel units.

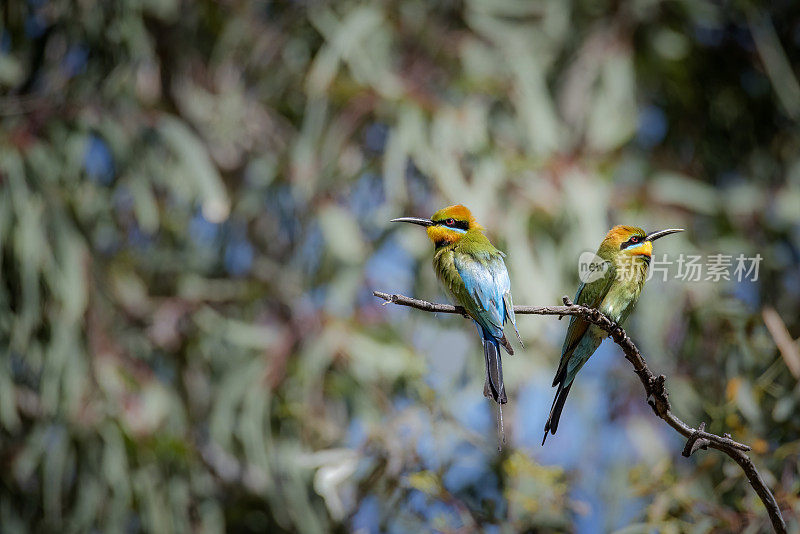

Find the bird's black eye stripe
[[620, 235, 643, 249], [433, 218, 469, 230]]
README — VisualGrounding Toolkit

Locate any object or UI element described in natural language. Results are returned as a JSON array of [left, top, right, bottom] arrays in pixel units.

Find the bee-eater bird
[[392, 205, 521, 441], [542, 225, 683, 444]]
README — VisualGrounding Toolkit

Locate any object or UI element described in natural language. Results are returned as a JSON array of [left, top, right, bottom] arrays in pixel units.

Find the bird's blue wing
[[454, 251, 508, 340]]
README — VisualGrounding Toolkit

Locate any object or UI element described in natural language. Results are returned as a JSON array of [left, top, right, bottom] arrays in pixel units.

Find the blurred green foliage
[[1, 0, 799, 532]]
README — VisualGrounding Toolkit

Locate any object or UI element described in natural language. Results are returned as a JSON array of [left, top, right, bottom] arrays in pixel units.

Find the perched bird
[[542, 225, 683, 444], [392, 205, 521, 441]]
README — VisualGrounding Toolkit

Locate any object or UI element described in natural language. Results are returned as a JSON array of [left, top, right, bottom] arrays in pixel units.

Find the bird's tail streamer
[[497, 403, 505, 450]]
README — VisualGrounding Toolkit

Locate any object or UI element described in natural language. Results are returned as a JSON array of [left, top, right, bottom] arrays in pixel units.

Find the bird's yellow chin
[[628, 241, 653, 257], [427, 226, 464, 246]]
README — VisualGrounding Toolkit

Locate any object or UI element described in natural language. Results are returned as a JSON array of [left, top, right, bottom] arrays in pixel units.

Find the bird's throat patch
[[428, 226, 463, 247]]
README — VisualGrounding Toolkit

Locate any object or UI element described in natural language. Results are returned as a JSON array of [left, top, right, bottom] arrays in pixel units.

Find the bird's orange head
[[391, 204, 482, 247], [604, 225, 651, 258], [600, 225, 684, 260]]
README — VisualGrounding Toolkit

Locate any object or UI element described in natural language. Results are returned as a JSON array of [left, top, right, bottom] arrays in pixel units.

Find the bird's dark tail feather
[[482, 332, 507, 404], [481, 329, 507, 447], [542, 381, 573, 445]]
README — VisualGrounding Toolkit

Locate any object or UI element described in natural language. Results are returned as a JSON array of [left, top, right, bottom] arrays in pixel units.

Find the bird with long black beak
[[543, 225, 684, 444], [392, 205, 521, 446]]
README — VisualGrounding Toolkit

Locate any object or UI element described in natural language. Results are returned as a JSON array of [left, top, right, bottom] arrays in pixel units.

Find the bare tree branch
[[373, 290, 787, 534]]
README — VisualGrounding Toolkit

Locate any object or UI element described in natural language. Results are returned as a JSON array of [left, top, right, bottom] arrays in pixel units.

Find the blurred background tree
[[1, 0, 799, 532]]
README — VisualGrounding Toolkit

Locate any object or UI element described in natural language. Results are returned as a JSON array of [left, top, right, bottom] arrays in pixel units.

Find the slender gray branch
[[373, 290, 787, 534]]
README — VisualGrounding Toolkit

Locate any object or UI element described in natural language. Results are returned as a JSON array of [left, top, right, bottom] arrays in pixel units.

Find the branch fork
[[683, 422, 712, 457]]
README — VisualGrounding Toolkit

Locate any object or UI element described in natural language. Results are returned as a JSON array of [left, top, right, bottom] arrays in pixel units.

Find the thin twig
[[373, 290, 787, 533]]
